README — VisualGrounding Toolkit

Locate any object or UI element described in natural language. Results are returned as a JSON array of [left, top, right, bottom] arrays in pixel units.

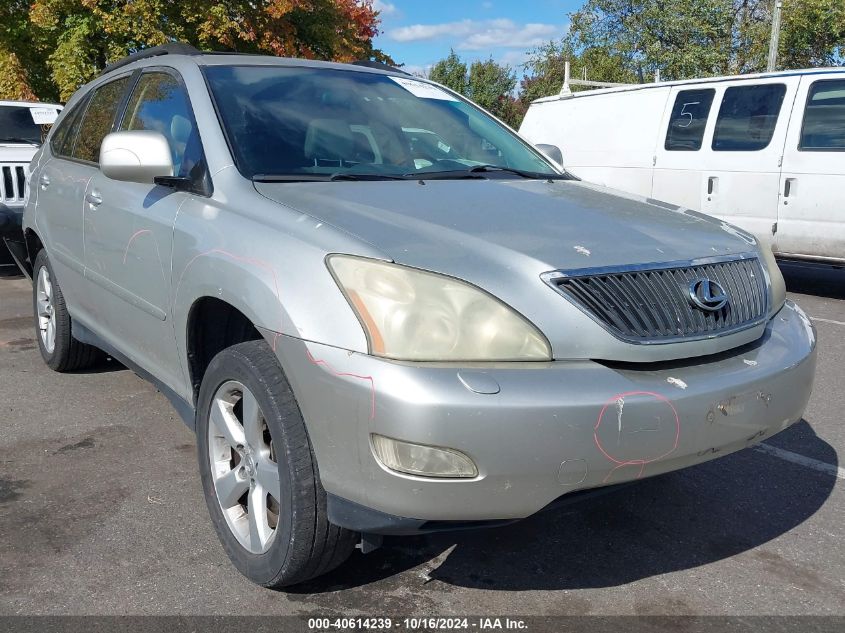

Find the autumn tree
[[0, 0, 389, 102]]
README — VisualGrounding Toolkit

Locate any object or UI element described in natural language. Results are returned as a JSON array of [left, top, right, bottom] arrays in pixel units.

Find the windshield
[[204, 65, 559, 180], [0, 105, 60, 145]]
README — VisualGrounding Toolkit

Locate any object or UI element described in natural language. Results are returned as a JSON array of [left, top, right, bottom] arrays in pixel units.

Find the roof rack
[[351, 60, 410, 75], [100, 43, 201, 76]]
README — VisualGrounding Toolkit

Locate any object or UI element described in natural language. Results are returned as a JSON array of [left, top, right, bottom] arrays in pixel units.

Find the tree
[[1, 0, 389, 102], [468, 58, 517, 117], [519, 39, 635, 105], [567, 0, 845, 81], [428, 49, 468, 94]]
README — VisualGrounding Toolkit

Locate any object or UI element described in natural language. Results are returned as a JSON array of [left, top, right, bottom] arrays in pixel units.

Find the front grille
[[0, 164, 27, 204], [547, 257, 768, 342]]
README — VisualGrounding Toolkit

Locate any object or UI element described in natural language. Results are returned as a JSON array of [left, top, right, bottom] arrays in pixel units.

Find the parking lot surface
[[0, 262, 843, 616]]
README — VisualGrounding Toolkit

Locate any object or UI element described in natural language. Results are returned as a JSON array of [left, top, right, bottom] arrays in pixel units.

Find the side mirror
[[535, 143, 563, 167], [100, 131, 174, 184]]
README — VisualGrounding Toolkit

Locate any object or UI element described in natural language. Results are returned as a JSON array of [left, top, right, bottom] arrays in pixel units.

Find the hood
[[255, 178, 765, 363], [0, 144, 39, 163], [254, 178, 755, 275]]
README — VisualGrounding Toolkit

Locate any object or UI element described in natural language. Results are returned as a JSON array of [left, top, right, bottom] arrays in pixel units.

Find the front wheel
[[32, 250, 100, 371], [197, 340, 357, 588]]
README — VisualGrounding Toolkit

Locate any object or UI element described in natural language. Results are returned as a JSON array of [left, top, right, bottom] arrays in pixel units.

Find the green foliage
[[468, 58, 517, 116], [429, 49, 468, 94], [567, 0, 845, 81], [428, 50, 522, 127]]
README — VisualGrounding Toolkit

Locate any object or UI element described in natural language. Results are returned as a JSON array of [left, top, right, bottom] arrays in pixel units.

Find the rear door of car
[[35, 75, 132, 312], [776, 73, 845, 261], [696, 76, 801, 242], [82, 68, 209, 388]]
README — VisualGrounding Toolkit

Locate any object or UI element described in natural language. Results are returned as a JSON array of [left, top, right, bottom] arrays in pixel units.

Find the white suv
[[0, 100, 62, 271]]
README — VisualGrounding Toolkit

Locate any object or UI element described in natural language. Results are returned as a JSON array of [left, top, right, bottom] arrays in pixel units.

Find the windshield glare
[[204, 65, 558, 180], [0, 105, 58, 144]]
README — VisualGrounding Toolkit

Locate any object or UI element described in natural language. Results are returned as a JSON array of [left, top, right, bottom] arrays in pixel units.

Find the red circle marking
[[593, 390, 680, 466]]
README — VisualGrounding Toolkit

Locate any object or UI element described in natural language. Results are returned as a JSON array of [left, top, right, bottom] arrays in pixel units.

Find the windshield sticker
[[388, 76, 459, 101], [30, 107, 59, 125]]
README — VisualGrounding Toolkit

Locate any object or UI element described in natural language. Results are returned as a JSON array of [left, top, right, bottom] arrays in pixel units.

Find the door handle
[[783, 178, 796, 203], [39, 174, 50, 190], [707, 176, 718, 198], [85, 191, 103, 208]]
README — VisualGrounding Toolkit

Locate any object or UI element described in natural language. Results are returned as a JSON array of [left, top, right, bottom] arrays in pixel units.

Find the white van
[[0, 100, 62, 271], [519, 68, 845, 264]]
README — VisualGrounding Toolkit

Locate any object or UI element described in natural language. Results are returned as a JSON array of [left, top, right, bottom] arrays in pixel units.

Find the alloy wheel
[[207, 380, 281, 554]]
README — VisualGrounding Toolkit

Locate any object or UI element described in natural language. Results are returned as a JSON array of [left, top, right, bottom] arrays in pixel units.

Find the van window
[[72, 76, 131, 163], [665, 89, 715, 151], [712, 84, 786, 151], [799, 79, 845, 151]]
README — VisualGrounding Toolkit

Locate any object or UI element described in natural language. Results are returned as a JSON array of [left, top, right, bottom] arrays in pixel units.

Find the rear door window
[[665, 89, 715, 151], [71, 76, 131, 163], [712, 84, 787, 151], [799, 79, 845, 151]]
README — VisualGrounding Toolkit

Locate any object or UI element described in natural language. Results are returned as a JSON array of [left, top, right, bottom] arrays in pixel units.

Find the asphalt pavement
[[0, 261, 842, 616]]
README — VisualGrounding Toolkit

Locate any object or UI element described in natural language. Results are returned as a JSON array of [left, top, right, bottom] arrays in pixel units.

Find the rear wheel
[[33, 250, 99, 371], [197, 340, 357, 587]]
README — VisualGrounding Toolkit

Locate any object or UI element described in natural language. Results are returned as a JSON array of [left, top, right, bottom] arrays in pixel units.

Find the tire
[[32, 249, 100, 372], [197, 340, 357, 588]]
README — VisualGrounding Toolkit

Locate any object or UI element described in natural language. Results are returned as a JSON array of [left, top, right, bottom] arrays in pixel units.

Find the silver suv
[[16, 44, 817, 588]]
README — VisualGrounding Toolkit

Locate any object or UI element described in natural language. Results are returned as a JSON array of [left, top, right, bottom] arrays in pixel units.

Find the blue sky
[[372, 0, 579, 76]]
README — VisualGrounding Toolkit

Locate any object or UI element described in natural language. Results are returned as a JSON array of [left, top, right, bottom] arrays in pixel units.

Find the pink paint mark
[[305, 348, 376, 421], [594, 390, 680, 483], [175, 248, 286, 349], [122, 229, 153, 264]]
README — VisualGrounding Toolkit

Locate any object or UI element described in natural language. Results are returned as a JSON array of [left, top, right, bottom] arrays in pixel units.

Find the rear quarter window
[[665, 88, 715, 151], [799, 79, 845, 151], [712, 84, 786, 151], [71, 76, 131, 163]]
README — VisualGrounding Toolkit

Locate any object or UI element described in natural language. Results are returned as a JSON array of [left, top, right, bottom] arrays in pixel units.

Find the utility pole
[[767, 0, 783, 72]]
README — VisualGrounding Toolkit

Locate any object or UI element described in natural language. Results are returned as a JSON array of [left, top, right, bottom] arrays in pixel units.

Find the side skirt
[[72, 319, 197, 431]]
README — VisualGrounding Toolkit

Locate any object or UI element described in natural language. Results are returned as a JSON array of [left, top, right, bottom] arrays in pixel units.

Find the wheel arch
[[185, 296, 263, 405]]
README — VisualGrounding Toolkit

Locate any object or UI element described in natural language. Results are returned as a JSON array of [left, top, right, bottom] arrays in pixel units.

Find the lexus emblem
[[688, 278, 729, 311]]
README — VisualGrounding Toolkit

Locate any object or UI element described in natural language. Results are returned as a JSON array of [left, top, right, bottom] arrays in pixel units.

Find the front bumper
[[270, 301, 816, 533]]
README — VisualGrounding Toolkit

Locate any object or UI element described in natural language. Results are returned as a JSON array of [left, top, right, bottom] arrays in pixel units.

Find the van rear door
[[776, 74, 845, 262], [696, 76, 800, 243]]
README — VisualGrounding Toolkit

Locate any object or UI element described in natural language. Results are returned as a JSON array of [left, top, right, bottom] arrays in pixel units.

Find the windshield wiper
[[252, 173, 409, 183], [466, 165, 570, 179], [0, 137, 40, 146], [405, 165, 571, 181], [329, 173, 409, 181], [252, 174, 332, 182]]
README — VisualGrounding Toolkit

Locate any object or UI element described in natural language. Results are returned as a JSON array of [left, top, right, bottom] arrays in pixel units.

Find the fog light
[[371, 434, 478, 478]]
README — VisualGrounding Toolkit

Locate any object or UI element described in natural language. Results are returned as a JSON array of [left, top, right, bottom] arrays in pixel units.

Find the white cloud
[[373, 1, 398, 16], [481, 1, 494, 8], [388, 18, 561, 50]]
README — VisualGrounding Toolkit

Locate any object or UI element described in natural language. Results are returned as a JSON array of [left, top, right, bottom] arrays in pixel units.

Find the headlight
[[327, 255, 551, 361], [758, 243, 786, 314]]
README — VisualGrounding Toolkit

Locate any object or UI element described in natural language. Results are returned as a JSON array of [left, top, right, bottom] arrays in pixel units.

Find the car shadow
[[289, 420, 837, 593], [779, 259, 845, 300]]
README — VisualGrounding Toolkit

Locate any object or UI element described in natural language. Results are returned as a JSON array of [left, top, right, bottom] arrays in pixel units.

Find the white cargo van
[[519, 68, 845, 264]]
